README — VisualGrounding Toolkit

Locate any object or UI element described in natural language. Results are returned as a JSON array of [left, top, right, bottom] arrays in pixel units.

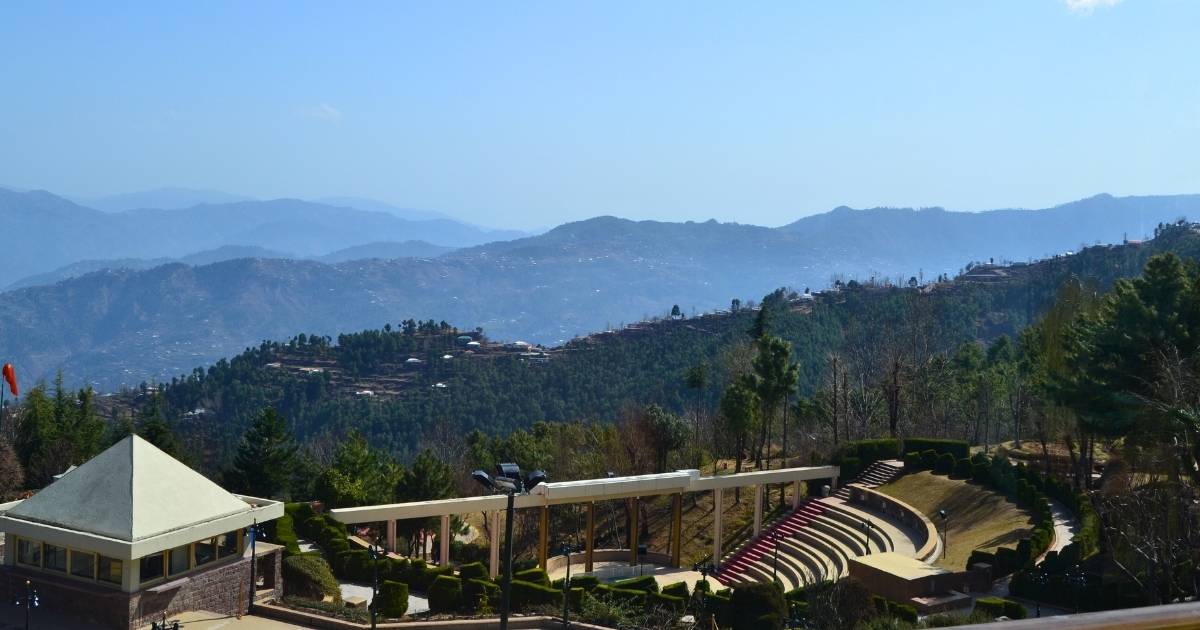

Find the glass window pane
[[70, 551, 96, 579], [16, 538, 40, 567], [140, 553, 165, 583], [217, 532, 238, 558], [168, 545, 190, 575], [194, 539, 216, 566], [44, 544, 67, 572], [98, 556, 123, 585]]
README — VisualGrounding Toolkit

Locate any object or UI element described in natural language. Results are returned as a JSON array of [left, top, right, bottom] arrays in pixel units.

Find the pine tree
[[227, 408, 298, 499]]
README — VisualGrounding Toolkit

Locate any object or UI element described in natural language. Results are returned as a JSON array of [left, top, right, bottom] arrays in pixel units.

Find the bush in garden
[[612, 574, 659, 593], [377, 580, 409, 618], [463, 577, 500, 611], [731, 581, 786, 630], [661, 581, 689, 599], [458, 561, 487, 581], [903, 451, 922, 471], [513, 567, 551, 587], [428, 575, 463, 613], [510, 579, 562, 610], [954, 457, 973, 479], [282, 555, 341, 603], [920, 449, 939, 471], [888, 600, 918, 623], [934, 452, 956, 475], [903, 438, 969, 460]]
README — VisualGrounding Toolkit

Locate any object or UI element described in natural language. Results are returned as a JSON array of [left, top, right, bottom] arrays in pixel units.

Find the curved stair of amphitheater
[[717, 460, 908, 589]]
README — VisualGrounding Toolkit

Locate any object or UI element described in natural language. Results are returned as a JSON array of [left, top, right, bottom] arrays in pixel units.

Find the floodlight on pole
[[937, 509, 949, 559], [472, 462, 548, 630]]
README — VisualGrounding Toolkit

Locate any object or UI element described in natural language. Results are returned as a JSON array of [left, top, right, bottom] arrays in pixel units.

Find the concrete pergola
[[331, 465, 838, 577]]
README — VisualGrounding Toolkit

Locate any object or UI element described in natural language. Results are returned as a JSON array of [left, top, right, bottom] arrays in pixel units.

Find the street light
[[10, 580, 38, 630], [692, 562, 716, 630], [557, 540, 582, 627], [768, 530, 782, 582], [937, 509, 949, 560], [472, 463, 547, 630], [246, 519, 264, 612], [368, 538, 386, 629], [859, 518, 873, 555]]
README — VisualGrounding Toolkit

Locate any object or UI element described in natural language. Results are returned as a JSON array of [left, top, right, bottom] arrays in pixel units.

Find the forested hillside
[[134, 222, 1200, 474]]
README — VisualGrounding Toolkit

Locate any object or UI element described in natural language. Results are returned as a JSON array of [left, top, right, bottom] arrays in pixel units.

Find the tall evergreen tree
[[226, 408, 298, 499]]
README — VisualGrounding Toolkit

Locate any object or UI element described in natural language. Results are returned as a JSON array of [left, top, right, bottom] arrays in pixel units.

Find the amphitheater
[[712, 460, 939, 591]]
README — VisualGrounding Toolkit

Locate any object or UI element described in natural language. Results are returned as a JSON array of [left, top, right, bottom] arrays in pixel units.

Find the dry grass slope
[[877, 470, 1033, 570]]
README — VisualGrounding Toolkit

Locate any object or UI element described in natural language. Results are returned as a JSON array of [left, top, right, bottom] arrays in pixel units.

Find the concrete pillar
[[670, 493, 683, 567], [538, 506, 549, 569], [122, 555, 140, 593], [831, 476, 838, 491], [1, 534, 13, 566], [629, 497, 640, 566], [489, 511, 501, 578], [439, 514, 451, 566], [753, 484, 764, 536], [585, 502, 596, 572], [386, 520, 397, 554], [792, 481, 802, 510], [712, 487, 724, 568]]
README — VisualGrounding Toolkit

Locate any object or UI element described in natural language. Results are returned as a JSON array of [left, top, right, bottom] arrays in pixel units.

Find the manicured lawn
[[877, 471, 1033, 570]]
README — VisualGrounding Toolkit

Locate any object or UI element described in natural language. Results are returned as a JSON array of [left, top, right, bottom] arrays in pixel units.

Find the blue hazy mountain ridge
[[0, 188, 520, 286], [0, 191, 1197, 389], [70, 187, 257, 212]]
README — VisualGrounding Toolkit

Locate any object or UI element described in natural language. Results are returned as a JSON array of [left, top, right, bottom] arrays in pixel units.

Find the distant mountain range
[[1, 191, 1197, 389], [0, 188, 523, 287]]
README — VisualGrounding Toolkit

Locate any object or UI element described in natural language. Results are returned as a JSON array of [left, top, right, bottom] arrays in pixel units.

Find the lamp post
[[246, 519, 263, 613], [692, 562, 715, 630], [859, 517, 874, 555], [769, 530, 781, 582], [10, 580, 38, 630], [937, 510, 949, 560], [1066, 565, 1087, 614], [473, 463, 548, 630], [368, 538, 385, 629], [1027, 568, 1048, 618], [558, 540, 581, 627]]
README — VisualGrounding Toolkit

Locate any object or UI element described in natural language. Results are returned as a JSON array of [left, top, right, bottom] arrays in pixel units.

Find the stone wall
[[1, 547, 283, 630]]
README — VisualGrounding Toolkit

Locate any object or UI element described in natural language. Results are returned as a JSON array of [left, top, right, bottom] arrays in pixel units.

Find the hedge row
[[833, 438, 968, 480], [281, 554, 341, 603], [974, 596, 1027, 619], [872, 595, 917, 623]]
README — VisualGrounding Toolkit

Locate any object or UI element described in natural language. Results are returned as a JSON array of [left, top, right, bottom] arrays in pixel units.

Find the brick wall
[[2, 547, 284, 630]]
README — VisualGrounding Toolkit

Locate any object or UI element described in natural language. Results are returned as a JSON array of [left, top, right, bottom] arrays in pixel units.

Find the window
[[70, 550, 96, 579], [43, 544, 67, 572], [98, 556, 123, 585], [194, 538, 216, 567], [217, 532, 238, 558], [140, 553, 165, 583], [168, 545, 190, 576], [16, 538, 40, 567]]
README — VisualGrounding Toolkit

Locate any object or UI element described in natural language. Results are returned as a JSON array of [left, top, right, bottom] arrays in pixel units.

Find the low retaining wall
[[258, 602, 611, 629], [545, 548, 673, 573], [846, 484, 939, 562]]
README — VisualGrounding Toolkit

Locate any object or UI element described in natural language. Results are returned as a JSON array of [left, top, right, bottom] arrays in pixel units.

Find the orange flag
[[2, 363, 17, 397]]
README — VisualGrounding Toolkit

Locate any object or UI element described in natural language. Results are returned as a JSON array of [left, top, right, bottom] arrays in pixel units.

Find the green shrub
[[920, 449, 939, 470], [966, 550, 995, 571], [903, 451, 922, 471], [661, 581, 689, 599], [513, 567, 551, 587], [836, 456, 862, 480], [731, 581, 786, 630], [568, 575, 600, 591], [510, 578, 562, 610], [612, 574, 659, 593], [428, 575, 463, 613], [282, 555, 341, 603], [971, 461, 991, 482], [975, 596, 1025, 619], [933, 452, 956, 475], [385, 557, 409, 581], [594, 584, 647, 607], [888, 600, 918, 623], [377, 580, 409, 618], [647, 591, 686, 611], [463, 577, 500, 611], [871, 595, 888, 615], [272, 512, 302, 557], [701, 591, 734, 628], [904, 438, 969, 460], [458, 561, 487, 581], [953, 458, 973, 479]]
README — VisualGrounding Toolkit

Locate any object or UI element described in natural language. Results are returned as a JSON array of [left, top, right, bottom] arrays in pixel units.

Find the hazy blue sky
[[2, 1, 1197, 229]]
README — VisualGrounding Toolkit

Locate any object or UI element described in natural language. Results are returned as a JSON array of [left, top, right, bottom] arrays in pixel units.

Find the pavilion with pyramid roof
[[0, 434, 283, 629]]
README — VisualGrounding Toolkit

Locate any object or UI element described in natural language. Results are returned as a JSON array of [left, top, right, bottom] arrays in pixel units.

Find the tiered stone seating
[[716, 459, 911, 590]]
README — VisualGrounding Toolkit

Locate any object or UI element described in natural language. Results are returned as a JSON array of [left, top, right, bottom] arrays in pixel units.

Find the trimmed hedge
[[934, 452, 956, 475], [661, 581, 690, 599], [831, 439, 900, 479], [611, 574, 660, 593], [510, 578, 562, 609], [953, 458, 973, 479], [594, 584, 647, 607], [463, 577, 500, 610], [903, 438, 969, 460], [458, 561, 487, 581], [730, 581, 786, 630], [282, 555, 341, 603], [920, 449, 939, 471], [274, 506, 302, 557], [428, 575, 463, 613], [377, 580, 409, 618], [513, 567, 551, 587], [974, 596, 1026, 619], [903, 451, 922, 471]]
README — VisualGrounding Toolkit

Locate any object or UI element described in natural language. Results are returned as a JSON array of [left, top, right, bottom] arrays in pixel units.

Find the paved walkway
[[1045, 498, 1079, 556]]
